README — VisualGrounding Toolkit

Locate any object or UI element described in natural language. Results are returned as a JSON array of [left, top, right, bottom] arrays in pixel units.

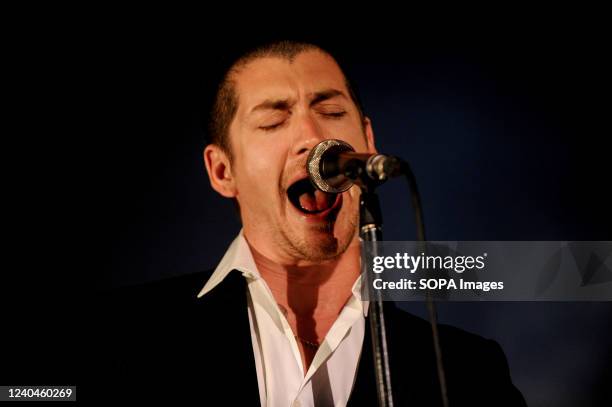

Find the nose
[[291, 112, 327, 157]]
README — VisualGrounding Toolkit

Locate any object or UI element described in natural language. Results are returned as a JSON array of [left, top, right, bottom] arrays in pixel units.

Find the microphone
[[306, 139, 404, 193]]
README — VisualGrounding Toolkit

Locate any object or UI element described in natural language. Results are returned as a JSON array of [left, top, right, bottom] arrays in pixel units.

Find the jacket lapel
[[196, 270, 261, 404]]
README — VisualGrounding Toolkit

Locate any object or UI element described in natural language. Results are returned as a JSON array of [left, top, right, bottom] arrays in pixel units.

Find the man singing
[[100, 41, 526, 406]]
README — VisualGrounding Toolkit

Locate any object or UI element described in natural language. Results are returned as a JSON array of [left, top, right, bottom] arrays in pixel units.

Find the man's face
[[215, 50, 375, 265]]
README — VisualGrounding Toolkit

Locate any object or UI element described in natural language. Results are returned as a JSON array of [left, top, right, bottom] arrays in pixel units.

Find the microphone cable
[[400, 159, 449, 407]]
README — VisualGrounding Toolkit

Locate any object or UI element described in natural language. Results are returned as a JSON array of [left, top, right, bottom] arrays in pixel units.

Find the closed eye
[[316, 104, 347, 118], [259, 121, 284, 131], [322, 111, 347, 118]]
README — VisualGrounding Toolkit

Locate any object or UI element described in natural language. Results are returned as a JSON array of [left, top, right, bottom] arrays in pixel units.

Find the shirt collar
[[196, 230, 368, 317], [196, 230, 260, 298]]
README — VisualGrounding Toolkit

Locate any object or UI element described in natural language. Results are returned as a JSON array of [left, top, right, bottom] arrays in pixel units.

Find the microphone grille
[[307, 139, 355, 193]]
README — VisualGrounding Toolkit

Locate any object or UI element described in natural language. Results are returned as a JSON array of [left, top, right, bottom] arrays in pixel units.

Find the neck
[[247, 238, 361, 319], [246, 235, 361, 374]]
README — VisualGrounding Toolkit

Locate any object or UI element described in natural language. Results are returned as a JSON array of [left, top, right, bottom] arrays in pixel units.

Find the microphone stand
[[356, 160, 448, 407], [359, 185, 395, 407]]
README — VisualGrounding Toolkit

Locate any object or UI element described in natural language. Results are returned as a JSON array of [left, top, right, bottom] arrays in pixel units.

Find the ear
[[363, 116, 378, 154], [203, 144, 237, 198]]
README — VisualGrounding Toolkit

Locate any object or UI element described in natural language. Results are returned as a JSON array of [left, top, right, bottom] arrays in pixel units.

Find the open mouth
[[287, 178, 340, 215]]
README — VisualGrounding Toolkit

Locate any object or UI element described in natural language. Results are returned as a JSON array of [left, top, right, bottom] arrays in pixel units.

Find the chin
[[297, 219, 356, 261]]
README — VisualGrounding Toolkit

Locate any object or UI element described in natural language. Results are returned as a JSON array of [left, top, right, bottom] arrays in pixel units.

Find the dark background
[[7, 14, 611, 406]]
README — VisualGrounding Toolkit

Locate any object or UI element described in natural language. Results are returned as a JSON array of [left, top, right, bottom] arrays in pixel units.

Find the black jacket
[[88, 270, 527, 406]]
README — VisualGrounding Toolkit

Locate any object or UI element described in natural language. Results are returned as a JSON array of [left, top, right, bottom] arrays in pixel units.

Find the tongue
[[299, 190, 333, 212]]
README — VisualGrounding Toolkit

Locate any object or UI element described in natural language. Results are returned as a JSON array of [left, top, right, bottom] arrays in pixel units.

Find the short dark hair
[[207, 40, 365, 161]]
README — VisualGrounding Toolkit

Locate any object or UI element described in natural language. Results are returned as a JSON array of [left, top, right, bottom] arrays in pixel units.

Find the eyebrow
[[249, 88, 348, 115], [309, 89, 348, 106], [250, 99, 293, 114]]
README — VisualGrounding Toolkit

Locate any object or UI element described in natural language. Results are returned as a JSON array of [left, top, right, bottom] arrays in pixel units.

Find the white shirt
[[197, 231, 368, 407]]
